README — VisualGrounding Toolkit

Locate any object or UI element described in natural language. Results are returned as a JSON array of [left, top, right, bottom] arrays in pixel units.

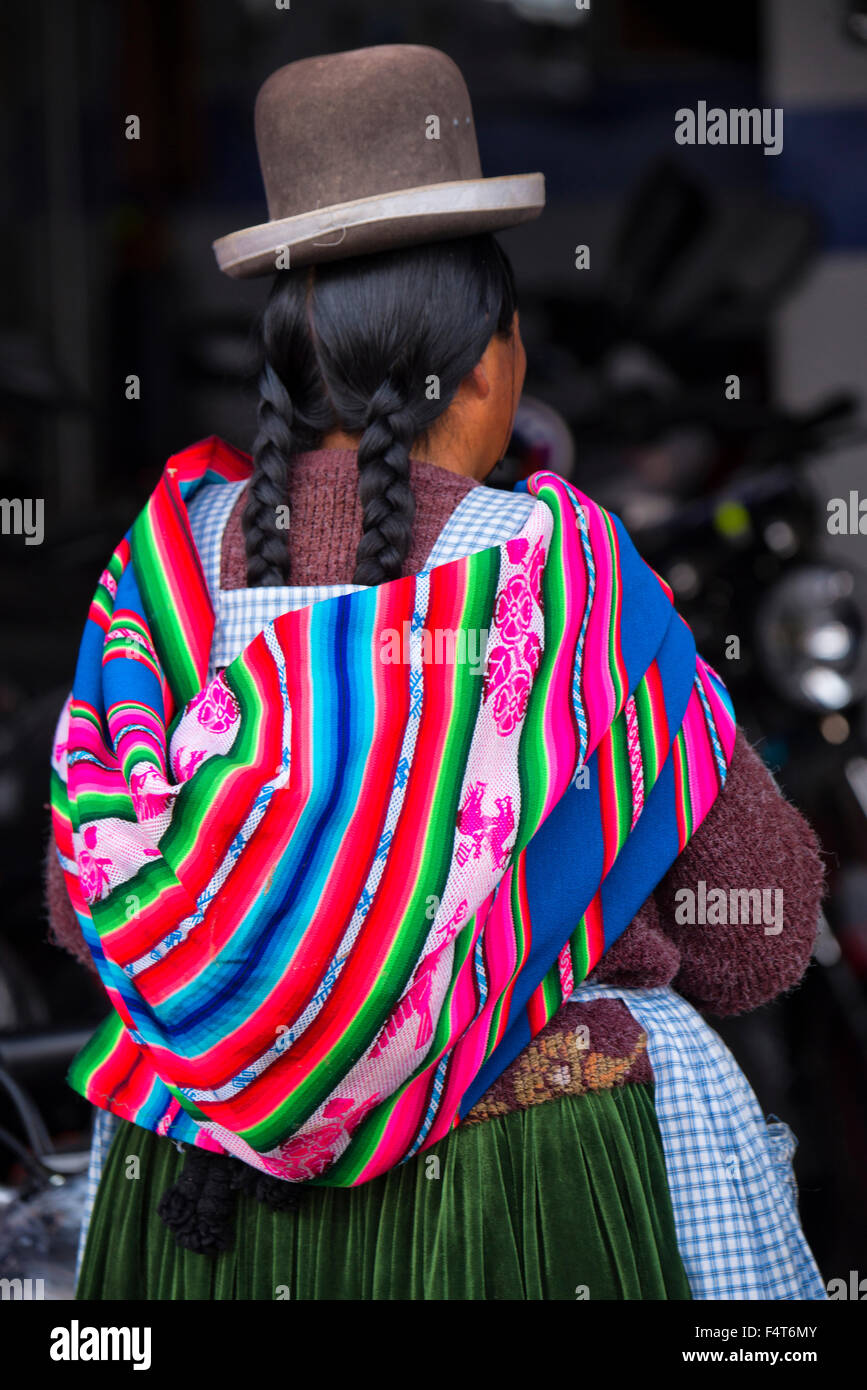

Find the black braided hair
[[242, 234, 518, 588], [242, 362, 294, 588], [243, 271, 333, 586]]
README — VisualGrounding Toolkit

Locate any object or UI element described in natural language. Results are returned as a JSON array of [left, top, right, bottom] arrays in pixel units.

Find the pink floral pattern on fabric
[[187, 674, 240, 735], [167, 673, 243, 790], [484, 537, 547, 736], [493, 667, 531, 737], [494, 574, 533, 643]]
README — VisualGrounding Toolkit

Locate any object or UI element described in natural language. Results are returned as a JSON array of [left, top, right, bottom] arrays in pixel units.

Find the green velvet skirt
[[76, 1082, 691, 1301]]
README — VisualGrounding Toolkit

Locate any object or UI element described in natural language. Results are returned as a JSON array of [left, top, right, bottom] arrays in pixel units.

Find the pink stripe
[[680, 690, 719, 822], [531, 477, 585, 822], [698, 660, 738, 761], [576, 499, 618, 754]]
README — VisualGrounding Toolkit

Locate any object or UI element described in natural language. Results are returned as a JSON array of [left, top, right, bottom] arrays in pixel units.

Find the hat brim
[[212, 173, 545, 278]]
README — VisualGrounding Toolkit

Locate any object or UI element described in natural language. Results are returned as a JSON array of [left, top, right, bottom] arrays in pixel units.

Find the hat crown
[[254, 44, 483, 222]]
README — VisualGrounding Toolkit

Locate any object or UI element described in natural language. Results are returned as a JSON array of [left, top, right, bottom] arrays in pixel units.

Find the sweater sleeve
[[653, 729, 825, 1014], [589, 729, 826, 1012]]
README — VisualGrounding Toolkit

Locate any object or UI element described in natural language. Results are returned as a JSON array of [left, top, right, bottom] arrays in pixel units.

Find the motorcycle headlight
[[754, 565, 867, 712]]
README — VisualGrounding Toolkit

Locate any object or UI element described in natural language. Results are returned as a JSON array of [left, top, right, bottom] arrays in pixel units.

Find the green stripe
[[74, 788, 144, 830], [633, 674, 660, 789], [536, 955, 566, 1015], [608, 712, 633, 858], [569, 922, 592, 986], [675, 730, 693, 840], [132, 507, 201, 706], [67, 1012, 124, 1098], [49, 766, 70, 821]]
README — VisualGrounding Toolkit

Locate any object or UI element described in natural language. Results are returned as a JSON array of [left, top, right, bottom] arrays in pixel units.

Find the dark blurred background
[[2, 0, 867, 1291]]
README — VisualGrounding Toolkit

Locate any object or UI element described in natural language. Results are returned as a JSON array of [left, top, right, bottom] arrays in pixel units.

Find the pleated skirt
[[76, 1082, 691, 1301]]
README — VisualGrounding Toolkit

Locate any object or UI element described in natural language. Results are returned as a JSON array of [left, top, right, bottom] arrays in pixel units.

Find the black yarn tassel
[[157, 1146, 240, 1254], [158, 1145, 306, 1255]]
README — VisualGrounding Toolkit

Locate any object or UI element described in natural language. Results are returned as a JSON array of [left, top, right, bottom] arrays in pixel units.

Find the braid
[[243, 270, 335, 588], [244, 236, 519, 591], [352, 379, 418, 585], [243, 360, 294, 587]]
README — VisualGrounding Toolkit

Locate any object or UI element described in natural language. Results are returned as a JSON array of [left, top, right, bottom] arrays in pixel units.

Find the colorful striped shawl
[[49, 435, 736, 1185]]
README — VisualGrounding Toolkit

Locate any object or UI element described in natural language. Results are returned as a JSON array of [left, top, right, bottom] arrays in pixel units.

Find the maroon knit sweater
[[43, 449, 826, 1016]]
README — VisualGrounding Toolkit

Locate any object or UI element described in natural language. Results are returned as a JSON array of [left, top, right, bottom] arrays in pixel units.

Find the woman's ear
[[460, 359, 492, 400]]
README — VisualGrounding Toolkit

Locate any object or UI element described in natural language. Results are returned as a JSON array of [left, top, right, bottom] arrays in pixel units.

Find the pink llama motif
[[456, 781, 515, 870], [130, 765, 175, 822], [368, 972, 436, 1061], [187, 675, 239, 735], [267, 1093, 382, 1181], [494, 574, 533, 644], [173, 745, 207, 783], [368, 899, 469, 1061], [98, 568, 117, 598], [78, 824, 113, 904], [492, 668, 532, 737]]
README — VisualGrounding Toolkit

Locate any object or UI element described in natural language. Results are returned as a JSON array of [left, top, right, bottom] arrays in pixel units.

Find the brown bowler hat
[[212, 44, 545, 278]]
